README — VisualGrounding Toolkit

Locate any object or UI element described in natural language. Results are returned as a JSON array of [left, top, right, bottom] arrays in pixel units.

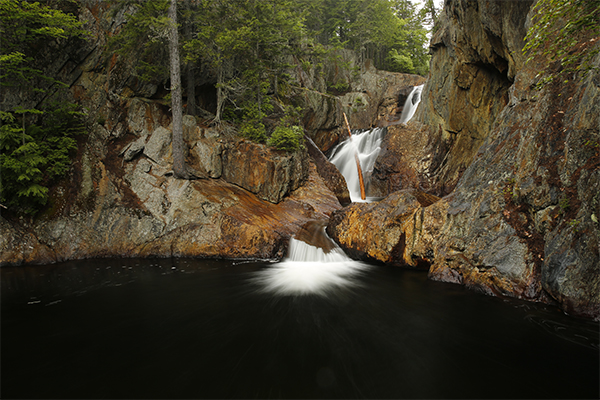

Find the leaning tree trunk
[[215, 59, 224, 123], [168, 0, 191, 179]]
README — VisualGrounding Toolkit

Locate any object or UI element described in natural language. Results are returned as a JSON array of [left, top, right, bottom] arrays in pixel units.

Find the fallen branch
[[343, 112, 366, 200]]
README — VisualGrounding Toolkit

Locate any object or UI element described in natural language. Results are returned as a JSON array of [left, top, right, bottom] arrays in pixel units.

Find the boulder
[[144, 126, 172, 165], [326, 190, 442, 265], [221, 140, 309, 204], [191, 138, 223, 178]]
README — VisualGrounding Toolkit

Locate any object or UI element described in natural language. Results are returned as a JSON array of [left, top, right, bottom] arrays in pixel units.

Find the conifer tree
[[0, 0, 87, 213]]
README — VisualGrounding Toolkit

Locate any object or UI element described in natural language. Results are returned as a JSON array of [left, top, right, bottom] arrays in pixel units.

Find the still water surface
[[2, 258, 598, 399]]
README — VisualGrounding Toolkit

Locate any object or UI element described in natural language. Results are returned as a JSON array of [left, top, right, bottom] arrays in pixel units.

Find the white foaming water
[[399, 84, 424, 124], [329, 127, 385, 202], [254, 231, 370, 296]]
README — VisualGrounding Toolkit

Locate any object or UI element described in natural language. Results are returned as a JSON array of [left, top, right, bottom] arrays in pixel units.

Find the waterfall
[[399, 84, 424, 124], [328, 84, 424, 203], [253, 221, 369, 296], [254, 85, 426, 295], [329, 127, 385, 202]]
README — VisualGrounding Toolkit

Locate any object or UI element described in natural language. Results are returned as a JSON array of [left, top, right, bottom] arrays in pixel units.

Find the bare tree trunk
[[168, 0, 192, 179], [186, 63, 196, 116]]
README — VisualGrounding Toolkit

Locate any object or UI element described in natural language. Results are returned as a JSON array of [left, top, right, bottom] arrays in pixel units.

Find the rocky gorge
[[327, 0, 600, 320], [1, 0, 598, 321]]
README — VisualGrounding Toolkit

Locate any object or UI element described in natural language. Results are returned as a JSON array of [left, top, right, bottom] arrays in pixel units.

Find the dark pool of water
[[1, 258, 598, 399]]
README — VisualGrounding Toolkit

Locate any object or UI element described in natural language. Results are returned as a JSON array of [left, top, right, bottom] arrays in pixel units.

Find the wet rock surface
[[327, 190, 442, 266]]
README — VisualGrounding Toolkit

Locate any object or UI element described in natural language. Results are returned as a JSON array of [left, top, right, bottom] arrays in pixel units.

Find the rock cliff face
[[328, 0, 600, 320]]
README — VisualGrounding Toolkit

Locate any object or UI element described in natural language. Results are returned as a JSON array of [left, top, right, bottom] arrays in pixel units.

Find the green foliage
[[280, 105, 304, 127], [559, 197, 570, 213], [387, 48, 415, 73], [239, 102, 267, 143], [0, 0, 87, 214], [327, 80, 350, 94], [107, 0, 171, 82], [523, 0, 600, 86], [568, 219, 581, 232], [296, 0, 430, 75], [267, 125, 305, 152], [301, 59, 312, 72], [240, 121, 268, 143], [0, 0, 86, 86], [0, 103, 85, 214]]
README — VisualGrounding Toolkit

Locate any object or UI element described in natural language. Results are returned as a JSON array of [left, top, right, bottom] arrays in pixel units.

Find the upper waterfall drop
[[399, 84, 424, 124]]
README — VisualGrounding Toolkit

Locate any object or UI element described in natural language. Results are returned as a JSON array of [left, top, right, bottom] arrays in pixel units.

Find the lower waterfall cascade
[[254, 224, 370, 296]]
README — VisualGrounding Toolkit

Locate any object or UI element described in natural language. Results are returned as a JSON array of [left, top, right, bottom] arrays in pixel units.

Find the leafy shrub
[[267, 125, 305, 152], [0, 0, 88, 214], [240, 121, 267, 143], [327, 80, 350, 94], [239, 101, 268, 142]]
